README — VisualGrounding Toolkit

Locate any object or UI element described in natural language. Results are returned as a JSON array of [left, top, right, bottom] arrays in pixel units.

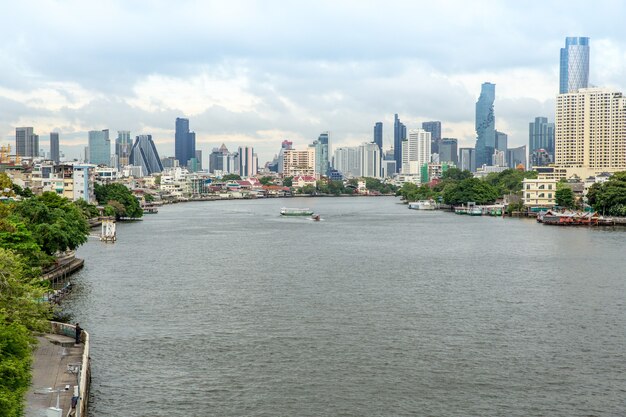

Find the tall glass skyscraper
[[422, 121, 441, 154], [373, 122, 383, 151], [559, 37, 590, 94], [50, 132, 59, 163], [474, 82, 496, 169], [129, 135, 164, 176], [175, 117, 196, 167], [116, 131, 132, 167], [529, 117, 555, 166], [88, 129, 110, 166], [393, 114, 406, 173], [313, 132, 330, 176]]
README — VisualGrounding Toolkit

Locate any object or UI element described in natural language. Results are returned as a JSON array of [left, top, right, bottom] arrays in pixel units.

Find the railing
[[50, 322, 90, 417]]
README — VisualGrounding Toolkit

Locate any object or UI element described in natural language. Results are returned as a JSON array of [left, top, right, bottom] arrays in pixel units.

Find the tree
[[222, 174, 242, 181], [73, 199, 100, 219], [442, 168, 473, 181], [282, 176, 293, 187], [555, 185, 575, 209], [259, 176, 274, 186], [94, 183, 142, 219], [588, 172, 626, 216], [300, 185, 316, 194], [0, 315, 33, 417], [442, 178, 499, 206]]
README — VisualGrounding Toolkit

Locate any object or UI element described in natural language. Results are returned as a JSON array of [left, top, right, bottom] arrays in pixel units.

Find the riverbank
[[26, 322, 90, 417]]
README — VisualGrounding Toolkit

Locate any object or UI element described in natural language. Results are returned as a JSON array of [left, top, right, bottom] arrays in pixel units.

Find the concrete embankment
[[26, 322, 91, 417], [41, 257, 84, 283]]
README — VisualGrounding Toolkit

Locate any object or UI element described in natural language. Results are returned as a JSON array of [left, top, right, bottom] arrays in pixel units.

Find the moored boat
[[408, 200, 437, 210]]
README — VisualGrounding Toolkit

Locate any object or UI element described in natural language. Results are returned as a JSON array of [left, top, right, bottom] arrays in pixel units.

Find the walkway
[[26, 334, 84, 417]]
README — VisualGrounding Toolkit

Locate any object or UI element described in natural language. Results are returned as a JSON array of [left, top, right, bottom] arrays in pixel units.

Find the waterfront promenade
[[26, 323, 90, 417]]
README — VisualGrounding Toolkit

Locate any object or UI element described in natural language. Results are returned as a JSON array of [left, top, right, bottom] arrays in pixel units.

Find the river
[[65, 197, 626, 416]]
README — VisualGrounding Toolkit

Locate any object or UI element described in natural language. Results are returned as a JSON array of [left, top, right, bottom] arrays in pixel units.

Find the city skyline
[[2, 2, 626, 163]]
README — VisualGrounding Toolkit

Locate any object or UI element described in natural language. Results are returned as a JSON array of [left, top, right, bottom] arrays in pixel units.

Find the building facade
[[507, 146, 527, 170], [522, 178, 557, 208], [373, 122, 383, 151], [312, 132, 330, 176], [529, 117, 555, 166], [474, 82, 496, 170], [129, 135, 164, 176], [358, 142, 381, 178], [555, 88, 626, 174], [459, 148, 475, 172], [116, 131, 132, 167], [422, 121, 441, 155], [439, 138, 458, 165], [175, 117, 196, 167], [393, 114, 406, 173], [559, 36, 590, 94], [50, 132, 60, 163], [88, 129, 110, 166], [333, 147, 359, 178], [401, 128, 431, 176], [238, 146, 257, 178], [283, 148, 316, 177], [16, 127, 39, 158]]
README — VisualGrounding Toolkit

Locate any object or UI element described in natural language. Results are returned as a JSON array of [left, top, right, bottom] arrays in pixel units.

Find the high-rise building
[[209, 144, 231, 174], [195, 150, 203, 171], [393, 114, 406, 173], [333, 147, 359, 178], [358, 142, 381, 178], [401, 129, 431, 176], [129, 134, 164, 176], [175, 117, 196, 167], [459, 148, 475, 172], [492, 149, 506, 167], [507, 146, 527, 170], [474, 82, 496, 170], [529, 117, 555, 166], [559, 37, 590, 94], [116, 131, 132, 167], [555, 88, 626, 173], [495, 131, 508, 153], [373, 122, 383, 151], [312, 132, 330, 176], [50, 132, 60, 163], [15, 127, 39, 158], [283, 148, 316, 177], [88, 129, 110, 166], [439, 138, 458, 165], [276, 140, 293, 174], [238, 146, 257, 177], [422, 121, 441, 155]]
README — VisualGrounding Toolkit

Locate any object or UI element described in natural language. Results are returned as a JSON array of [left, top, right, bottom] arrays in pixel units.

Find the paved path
[[26, 334, 84, 417]]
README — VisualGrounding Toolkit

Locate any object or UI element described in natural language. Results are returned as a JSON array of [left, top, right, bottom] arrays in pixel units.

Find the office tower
[[439, 138, 458, 165], [474, 82, 496, 169], [175, 117, 196, 167], [555, 88, 626, 171], [495, 131, 508, 153], [401, 128, 431, 175], [50, 132, 60, 163], [116, 131, 132, 167], [88, 129, 110, 166], [238, 146, 257, 177], [209, 144, 230, 173], [529, 117, 555, 166], [492, 149, 506, 167], [129, 135, 164, 176], [373, 122, 383, 151], [393, 114, 406, 173], [333, 147, 360, 178], [507, 146, 527, 170], [422, 121, 441, 155], [311, 132, 330, 176], [358, 142, 381, 178], [161, 156, 178, 169], [459, 148, 475, 172], [15, 127, 39, 157], [194, 150, 203, 171], [283, 148, 316, 177], [559, 37, 590, 94]]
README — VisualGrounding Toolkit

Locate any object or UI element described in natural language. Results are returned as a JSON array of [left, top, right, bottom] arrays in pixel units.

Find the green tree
[[94, 183, 142, 219], [0, 315, 33, 417], [588, 172, 626, 216], [327, 181, 345, 196], [300, 185, 316, 194], [259, 176, 274, 186], [442, 168, 473, 181], [442, 178, 499, 206], [282, 176, 293, 187], [73, 199, 100, 219], [222, 174, 242, 181], [555, 184, 575, 209]]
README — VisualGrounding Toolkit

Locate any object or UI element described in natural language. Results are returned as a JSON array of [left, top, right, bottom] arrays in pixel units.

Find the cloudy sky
[[2, 0, 626, 164]]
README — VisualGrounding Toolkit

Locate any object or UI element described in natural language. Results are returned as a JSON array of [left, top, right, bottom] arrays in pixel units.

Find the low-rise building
[[522, 178, 557, 208]]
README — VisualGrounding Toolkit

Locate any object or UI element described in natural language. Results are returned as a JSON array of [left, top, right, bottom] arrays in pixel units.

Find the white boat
[[280, 207, 314, 216], [408, 200, 436, 210]]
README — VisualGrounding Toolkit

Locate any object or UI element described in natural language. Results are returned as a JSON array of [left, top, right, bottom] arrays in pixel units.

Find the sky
[[2, 0, 626, 165]]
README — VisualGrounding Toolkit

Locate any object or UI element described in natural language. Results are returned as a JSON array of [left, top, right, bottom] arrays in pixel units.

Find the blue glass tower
[[88, 129, 110, 166], [474, 82, 496, 170], [175, 117, 196, 167], [559, 37, 590, 94], [373, 122, 383, 151], [393, 114, 406, 173], [130, 135, 164, 175]]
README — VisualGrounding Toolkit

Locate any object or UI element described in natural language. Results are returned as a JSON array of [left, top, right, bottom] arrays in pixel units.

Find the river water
[[66, 197, 626, 416]]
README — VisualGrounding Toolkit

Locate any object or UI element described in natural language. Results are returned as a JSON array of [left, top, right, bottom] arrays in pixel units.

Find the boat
[[311, 214, 321, 221], [280, 207, 314, 216], [469, 206, 483, 216], [408, 200, 436, 210]]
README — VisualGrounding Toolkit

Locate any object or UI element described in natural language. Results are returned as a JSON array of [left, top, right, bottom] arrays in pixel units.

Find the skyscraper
[[529, 117, 555, 166], [459, 148, 475, 172], [175, 117, 196, 167], [495, 130, 508, 153], [129, 135, 164, 176], [555, 88, 626, 172], [373, 122, 383, 151], [401, 129, 431, 176], [209, 144, 231, 174], [358, 142, 381, 178], [195, 150, 203, 171], [116, 131, 132, 167], [238, 146, 257, 177], [559, 37, 590, 94], [88, 129, 110, 166], [50, 132, 60, 163], [438, 138, 458, 165], [15, 127, 39, 158], [393, 114, 406, 173], [474, 82, 496, 170], [312, 132, 330, 176], [422, 121, 441, 155], [507, 146, 527, 170]]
